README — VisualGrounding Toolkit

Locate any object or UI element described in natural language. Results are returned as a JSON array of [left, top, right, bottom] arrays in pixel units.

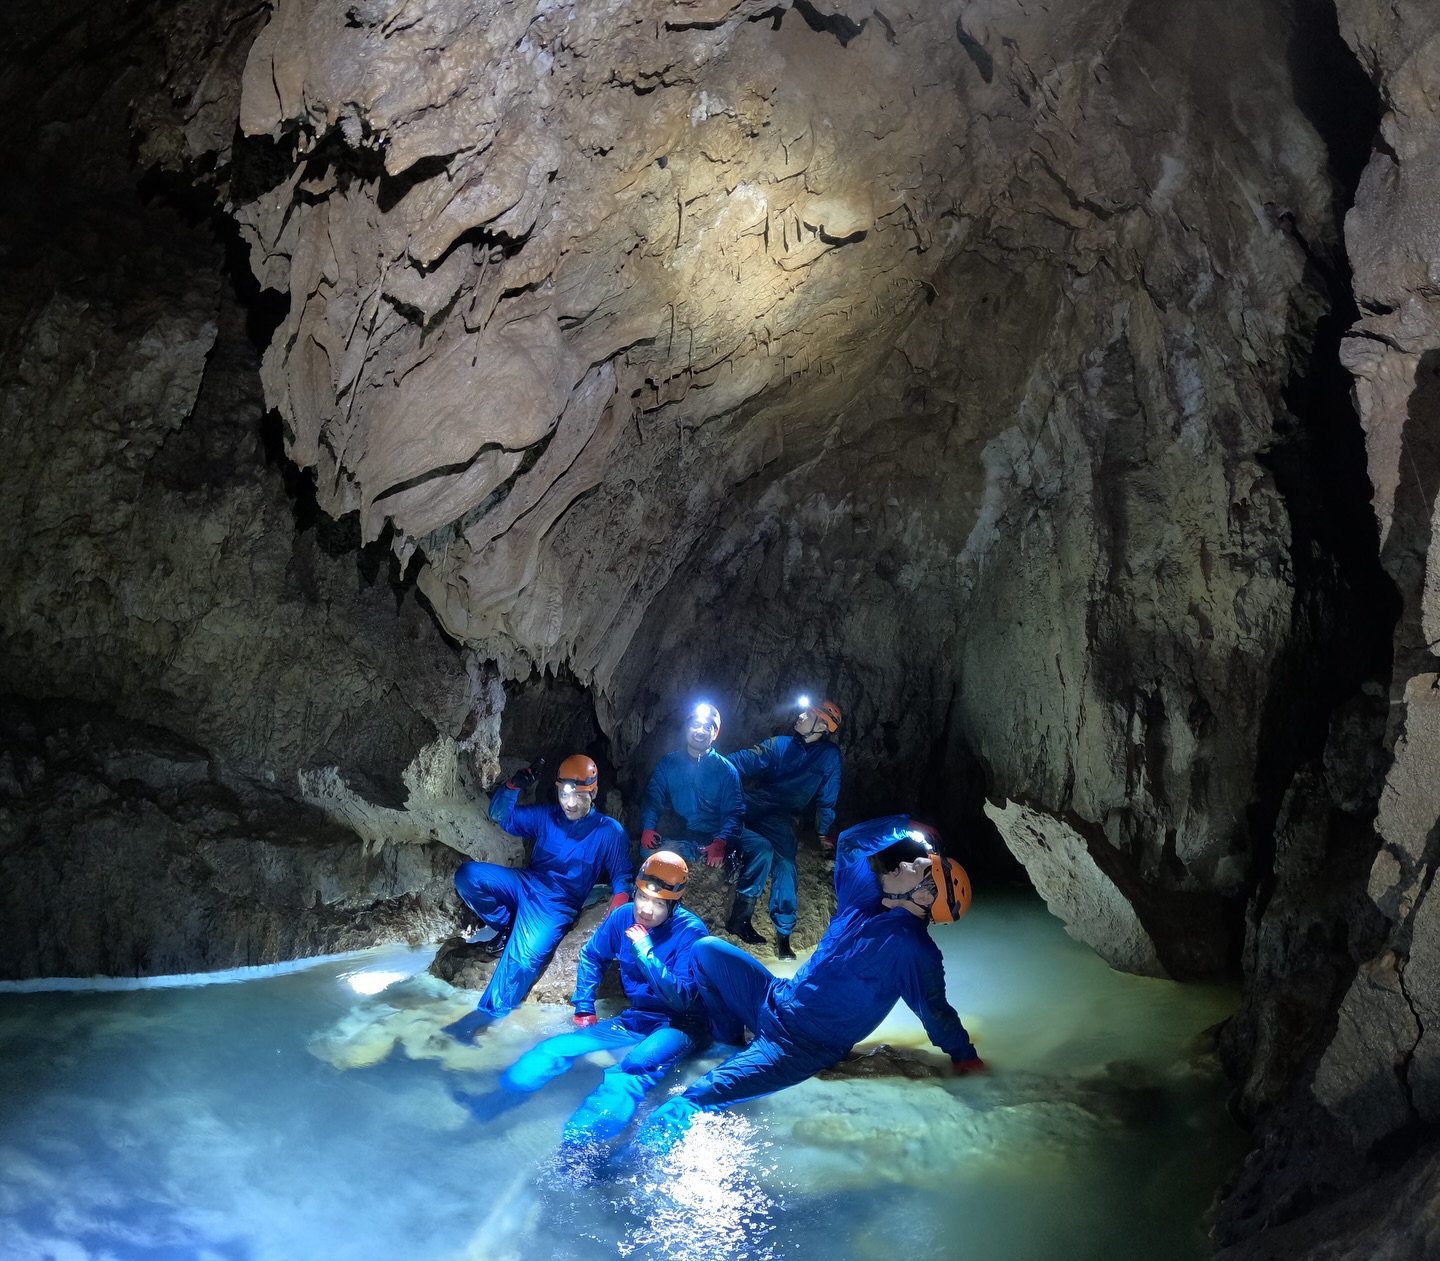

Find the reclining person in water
[[632, 815, 984, 1148], [443, 754, 633, 1042], [460, 852, 710, 1153]]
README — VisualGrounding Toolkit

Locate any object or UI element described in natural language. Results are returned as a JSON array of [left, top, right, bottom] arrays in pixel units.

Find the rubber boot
[[478, 926, 511, 958], [725, 894, 766, 945], [775, 933, 796, 960]]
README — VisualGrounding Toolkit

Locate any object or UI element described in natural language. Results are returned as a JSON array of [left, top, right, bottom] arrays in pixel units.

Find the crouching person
[[443, 754, 633, 1042], [634, 816, 983, 1149], [496, 851, 711, 1150]]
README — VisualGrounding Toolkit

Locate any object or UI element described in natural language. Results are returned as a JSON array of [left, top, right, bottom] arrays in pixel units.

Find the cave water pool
[[0, 890, 1242, 1261]]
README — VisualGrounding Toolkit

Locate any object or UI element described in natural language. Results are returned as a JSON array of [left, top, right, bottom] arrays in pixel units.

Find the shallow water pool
[[0, 889, 1243, 1260]]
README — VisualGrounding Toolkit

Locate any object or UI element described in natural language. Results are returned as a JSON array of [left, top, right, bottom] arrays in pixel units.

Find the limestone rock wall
[[0, 0, 507, 976], [1214, 1, 1440, 1250]]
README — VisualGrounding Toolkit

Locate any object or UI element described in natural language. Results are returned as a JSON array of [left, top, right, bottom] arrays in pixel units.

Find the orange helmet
[[816, 700, 842, 732], [928, 857, 972, 923], [637, 850, 688, 900], [555, 754, 598, 796]]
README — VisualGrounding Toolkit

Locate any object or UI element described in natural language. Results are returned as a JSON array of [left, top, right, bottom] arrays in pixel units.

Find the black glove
[[506, 759, 545, 791]]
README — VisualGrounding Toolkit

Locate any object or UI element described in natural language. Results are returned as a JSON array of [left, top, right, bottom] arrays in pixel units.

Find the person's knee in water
[[443, 753, 633, 1042]]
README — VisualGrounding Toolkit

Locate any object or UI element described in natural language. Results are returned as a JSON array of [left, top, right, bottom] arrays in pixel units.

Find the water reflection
[[0, 890, 1242, 1260]]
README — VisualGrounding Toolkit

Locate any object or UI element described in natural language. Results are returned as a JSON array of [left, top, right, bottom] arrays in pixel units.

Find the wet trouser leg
[[638, 1033, 835, 1149], [758, 814, 798, 936], [683, 1035, 834, 1109], [563, 1024, 699, 1145], [691, 936, 777, 1046], [502, 1021, 644, 1094], [477, 887, 571, 1019]]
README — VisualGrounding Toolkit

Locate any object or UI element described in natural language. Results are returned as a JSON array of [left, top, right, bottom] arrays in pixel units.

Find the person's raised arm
[[488, 760, 546, 837], [832, 814, 912, 910], [725, 737, 776, 781]]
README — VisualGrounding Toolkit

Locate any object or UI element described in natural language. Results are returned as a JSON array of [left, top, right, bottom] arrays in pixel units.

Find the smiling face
[[633, 889, 673, 930], [685, 713, 718, 756], [557, 782, 593, 821]]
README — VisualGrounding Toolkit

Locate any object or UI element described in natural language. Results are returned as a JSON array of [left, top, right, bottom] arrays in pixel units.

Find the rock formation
[[1, 0, 1436, 1252]]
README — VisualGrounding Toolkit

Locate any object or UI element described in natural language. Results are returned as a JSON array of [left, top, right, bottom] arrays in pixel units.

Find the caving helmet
[[555, 754, 599, 797], [926, 856, 972, 923], [637, 850, 689, 901], [814, 699, 842, 732]]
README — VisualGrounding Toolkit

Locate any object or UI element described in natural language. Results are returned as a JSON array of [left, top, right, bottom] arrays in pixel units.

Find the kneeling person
[[639, 816, 982, 1142], [497, 851, 711, 1148], [444, 754, 633, 1041]]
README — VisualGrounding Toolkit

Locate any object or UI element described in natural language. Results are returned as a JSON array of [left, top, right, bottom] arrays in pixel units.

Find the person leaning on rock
[[631, 815, 984, 1151], [724, 696, 843, 957], [442, 754, 633, 1043], [638, 701, 744, 868]]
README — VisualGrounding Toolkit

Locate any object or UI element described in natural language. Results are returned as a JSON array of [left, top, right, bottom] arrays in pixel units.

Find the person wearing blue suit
[[483, 851, 710, 1152], [632, 815, 984, 1150], [639, 702, 743, 868], [442, 754, 633, 1042], [724, 697, 844, 957]]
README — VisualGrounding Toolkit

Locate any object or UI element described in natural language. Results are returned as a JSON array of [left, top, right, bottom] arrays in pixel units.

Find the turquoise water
[[0, 890, 1243, 1260]]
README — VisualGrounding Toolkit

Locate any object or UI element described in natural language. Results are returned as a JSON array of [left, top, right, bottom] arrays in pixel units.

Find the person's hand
[[573, 1012, 598, 1028], [625, 923, 650, 946], [820, 832, 837, 851], [506, 759, 545, 791], [704, 839, 727, 868], [641, 828, 661, 850], [609, 891, 631, 910], [952, 1056, 987, 1076]]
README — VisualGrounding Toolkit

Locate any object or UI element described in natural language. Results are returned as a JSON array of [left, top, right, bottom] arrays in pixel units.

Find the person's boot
[[725, 894, 766, 945], [477, 925, 511, 958], [775, 933, 796, 960]]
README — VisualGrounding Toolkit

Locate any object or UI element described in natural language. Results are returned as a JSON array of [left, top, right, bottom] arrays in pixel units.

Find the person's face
[[558, 783, 593, 821], [685, 715, 718, 755], [880, 855, 937, 907], [633, 890, 673, 929], [794, 708, 826, 738]]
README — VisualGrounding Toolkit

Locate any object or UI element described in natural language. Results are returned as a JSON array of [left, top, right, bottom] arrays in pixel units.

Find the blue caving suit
[[727, 735, 842, 935], [500, 902, 711, 1146], [451, 785, 634, 1025], [640, 747, 744, 860], [638, 814, 978, 1142]]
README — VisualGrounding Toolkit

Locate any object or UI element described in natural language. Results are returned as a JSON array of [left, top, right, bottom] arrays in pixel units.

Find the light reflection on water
[[0, 890, 1243, 1260]]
